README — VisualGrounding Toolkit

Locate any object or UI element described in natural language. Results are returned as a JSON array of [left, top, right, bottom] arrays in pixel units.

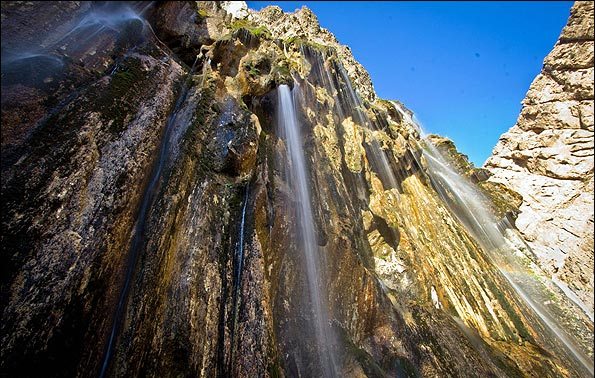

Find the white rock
[[220, 1, 248, 19], [485, 1, 594, 317]]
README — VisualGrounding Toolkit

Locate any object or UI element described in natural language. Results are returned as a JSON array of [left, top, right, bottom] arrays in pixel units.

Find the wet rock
[[150, 1, 214, 64], [208, 97, 259, 178]]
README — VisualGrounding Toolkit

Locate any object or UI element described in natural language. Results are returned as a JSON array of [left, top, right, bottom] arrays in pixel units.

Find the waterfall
[[419, 132, 594, 377], [300, 46, 400, 191], [299, 45, 593, 375], [329, 51, 400, 189], [99, 56, 200, 378], [277, 84, 338, 378]]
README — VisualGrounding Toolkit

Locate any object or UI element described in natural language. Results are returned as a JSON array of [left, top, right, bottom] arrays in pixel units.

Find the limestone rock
[[485, 1, 595, 318], [560, 1, 594, 42]]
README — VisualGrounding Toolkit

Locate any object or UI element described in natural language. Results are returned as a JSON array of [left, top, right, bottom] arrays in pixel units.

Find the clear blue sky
[[247, 1, 573, 166]]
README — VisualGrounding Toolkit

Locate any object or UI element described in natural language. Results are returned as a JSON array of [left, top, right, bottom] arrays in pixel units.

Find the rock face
[[485, 1, 594, 318], [1, 1, 592, 377]]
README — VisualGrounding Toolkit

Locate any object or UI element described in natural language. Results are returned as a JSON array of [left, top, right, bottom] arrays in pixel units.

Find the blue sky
[[246, 1, 573, 166]]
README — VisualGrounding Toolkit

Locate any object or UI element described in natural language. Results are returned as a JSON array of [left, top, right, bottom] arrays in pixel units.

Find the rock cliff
[[1, 1, 592, 377], [485, 1, 594, 319]]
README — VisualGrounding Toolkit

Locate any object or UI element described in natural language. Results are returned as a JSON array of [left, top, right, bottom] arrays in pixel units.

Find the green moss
[[230, 19, 252, 30], [251, 25, 271, 38], [273, 63, 290, 78], [229, 19, 272, 39], [283, 36, 329, 51], [245, 63, 260, 77], [270, 60, 292, 84], [93, 57, 146, 134], [284, 36, 300, 47], [487, 280, 533, 343], [375, 98, 395, 111], [110, 70, 138, 96], [266, 358, 283, 378], [196, 8, 208, 20]]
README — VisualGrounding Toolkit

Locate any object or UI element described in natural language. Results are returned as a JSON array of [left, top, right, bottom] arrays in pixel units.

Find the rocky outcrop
[[485, 1, 594, 318], [247, 5, 377, 103], [1, 1, 592, 377]]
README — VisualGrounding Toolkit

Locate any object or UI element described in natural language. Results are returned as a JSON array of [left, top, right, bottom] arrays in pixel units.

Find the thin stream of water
[[300, 45, 593, 374], [99, 55, 200, 378]]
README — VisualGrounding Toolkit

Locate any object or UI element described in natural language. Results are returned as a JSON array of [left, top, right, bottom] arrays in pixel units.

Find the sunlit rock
[[485, 0, 594, 319]]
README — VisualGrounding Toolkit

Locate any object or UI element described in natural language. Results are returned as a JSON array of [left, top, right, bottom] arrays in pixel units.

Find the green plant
[[229, 19, 272, 39], [197, 8, 208, 20], [283, 36, 329, 52]]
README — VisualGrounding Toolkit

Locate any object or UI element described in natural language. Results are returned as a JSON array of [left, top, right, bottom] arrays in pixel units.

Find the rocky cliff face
[[1, 1, 592, 377], [485, 1, 594, 319]]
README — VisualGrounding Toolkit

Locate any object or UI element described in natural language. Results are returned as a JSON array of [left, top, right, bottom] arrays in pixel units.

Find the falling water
[[1, 52, 64, 68], [418, 129, 594, 376], [2, 2, 156, 89], [99, 55, 200, 378], [296, 48, 593, 375], [335, 60, 400, 189], [390, 100, 421, 135], [301, 46, 399, 190], [0, 51, 65, 87], [277, 84, 338, 377]]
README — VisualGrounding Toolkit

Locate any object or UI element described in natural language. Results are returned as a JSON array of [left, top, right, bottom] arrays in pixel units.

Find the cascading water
[[416, 127, 594, 376], [300, 46, 400, 190], [335, 61, 400, 189], [54, 2, 147, 46], [2, 2, 161, 87], [298, 44, 593, 375], [98, 55, 200, 378], [277, 84, 338, 378]]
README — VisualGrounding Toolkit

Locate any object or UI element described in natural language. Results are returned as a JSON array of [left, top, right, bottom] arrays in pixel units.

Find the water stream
[[98, 56, 200, 378], [335, 64, 400, 189], [277, 84, 338, 377]]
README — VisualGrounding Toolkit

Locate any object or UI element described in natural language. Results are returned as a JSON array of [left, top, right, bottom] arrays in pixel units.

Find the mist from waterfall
[[277, 84, 338, 378], [1, 2, 157, 88], [53, 2, 150, 47]]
